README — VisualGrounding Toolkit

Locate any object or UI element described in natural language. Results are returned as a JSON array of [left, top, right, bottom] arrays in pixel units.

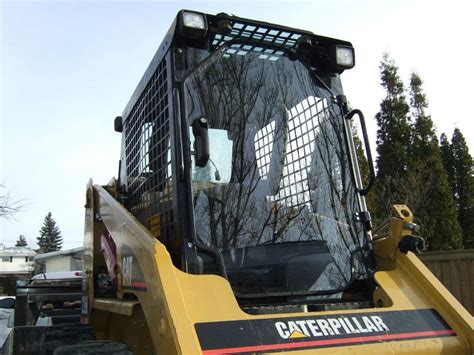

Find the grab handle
[[346, 109, 375, 195]]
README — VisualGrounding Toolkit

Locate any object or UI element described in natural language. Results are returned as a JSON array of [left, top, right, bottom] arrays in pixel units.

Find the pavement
[[0, 306, 14, 355]]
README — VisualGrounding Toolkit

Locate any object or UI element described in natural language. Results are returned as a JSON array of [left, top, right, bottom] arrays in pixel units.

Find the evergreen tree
[[440, 133, 456, 193], [373, 53, 412, 223], [15, 235, 28, 247], [353, 125, 370, 187], [37, 212, 63, 253], [450, 129, 474, 248], [409, 72, 435, 156], [353, 124, 376, 213], [375, 53, 412, 177], [407, 73, 461, 249]]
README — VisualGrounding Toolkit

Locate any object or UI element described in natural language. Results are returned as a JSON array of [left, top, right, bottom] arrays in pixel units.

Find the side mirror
[[192, 117, 210, 167], [114, 116, 123, 133], [191, 127, 233, 183]]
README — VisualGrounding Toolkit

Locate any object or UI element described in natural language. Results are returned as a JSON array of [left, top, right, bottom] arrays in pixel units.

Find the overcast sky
[[1, 0, 473, 249]]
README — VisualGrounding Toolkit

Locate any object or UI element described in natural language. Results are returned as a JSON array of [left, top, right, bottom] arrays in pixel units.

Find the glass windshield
[[184, 45, 366, 298]]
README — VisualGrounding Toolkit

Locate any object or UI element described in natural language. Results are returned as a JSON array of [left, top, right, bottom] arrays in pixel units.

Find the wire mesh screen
[[124, 58, 173, 242], [211, 22, 302, 51], [254, 96, 331, 208], [221, 44, 285, 62]]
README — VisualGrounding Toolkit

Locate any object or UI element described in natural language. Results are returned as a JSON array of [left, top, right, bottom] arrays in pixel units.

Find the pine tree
[[353, 124, 377, 213], [409, 72, 435, 157], [449, 129, 474, 248], [373, 53, 412, 224], [353, 125, 370, 187], [375, 53, 412, 176], [407, 73, 461, 250], [440, 133, 456, 193], [15, 235, 28, 247], [37, 212, 63, 253]]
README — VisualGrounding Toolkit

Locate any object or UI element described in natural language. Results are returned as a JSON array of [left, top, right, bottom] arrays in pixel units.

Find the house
[[0, 244, 36, 275], [34, 247, 84, 273]]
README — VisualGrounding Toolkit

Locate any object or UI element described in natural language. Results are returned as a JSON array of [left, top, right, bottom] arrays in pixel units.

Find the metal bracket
[[355, 211, 373, 231], [336, 95, 349, 115]]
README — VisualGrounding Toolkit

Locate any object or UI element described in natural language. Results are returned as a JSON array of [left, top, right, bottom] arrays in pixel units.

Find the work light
[[180, 11, 208, 37], [330, 45, 355, 72], [336, 46, 354, 66], [183, 11, 206, 30]]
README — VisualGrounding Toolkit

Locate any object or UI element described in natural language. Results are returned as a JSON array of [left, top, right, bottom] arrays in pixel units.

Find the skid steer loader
[[76, 10, 474, 354]]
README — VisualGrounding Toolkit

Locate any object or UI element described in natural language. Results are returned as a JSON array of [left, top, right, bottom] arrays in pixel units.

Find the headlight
[[182, 11, 206, 30], [330, 45, 355, 72], [336, 46, 354, 67], [180, 10, 208, 37]]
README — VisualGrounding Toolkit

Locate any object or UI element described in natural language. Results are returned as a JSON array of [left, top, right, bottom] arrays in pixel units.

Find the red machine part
[[100, 232, 118, 284]]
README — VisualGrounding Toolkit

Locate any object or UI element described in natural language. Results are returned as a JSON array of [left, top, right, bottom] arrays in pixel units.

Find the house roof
[[34, 246, 84, 261], [0, 246, 36, 257]]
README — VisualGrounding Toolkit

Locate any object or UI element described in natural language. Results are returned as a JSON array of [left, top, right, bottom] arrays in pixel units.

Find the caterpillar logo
[[275, 315, 389, 339], [195, 309, 456, 354]]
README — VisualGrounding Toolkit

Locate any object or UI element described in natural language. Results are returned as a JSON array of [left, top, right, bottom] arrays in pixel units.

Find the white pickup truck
[[31, 271, 82, 280]]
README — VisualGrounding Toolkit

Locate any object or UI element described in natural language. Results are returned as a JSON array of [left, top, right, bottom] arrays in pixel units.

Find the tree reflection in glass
[[184, 45, 365, 297]]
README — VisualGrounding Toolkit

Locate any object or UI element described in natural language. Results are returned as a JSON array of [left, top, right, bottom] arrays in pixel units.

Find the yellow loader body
[[83, 184, 474, 354]]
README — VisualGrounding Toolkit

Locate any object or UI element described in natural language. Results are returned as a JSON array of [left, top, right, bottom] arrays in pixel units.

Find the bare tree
[[0, 185, 27, 220]]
